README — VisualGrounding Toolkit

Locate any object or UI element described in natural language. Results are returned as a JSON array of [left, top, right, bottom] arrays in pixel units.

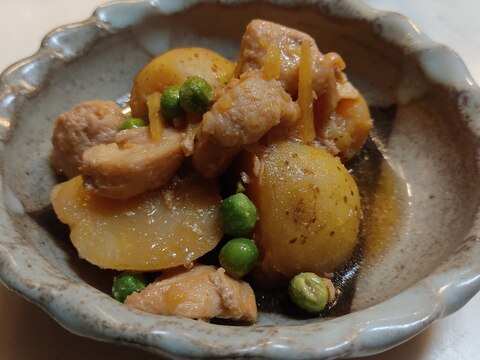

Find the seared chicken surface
[[82, 126, 184, 200], [236, 20, 372, 161], [125, 265, 257, 322], [193, 70, 299, 178], [51, 100, 124, 178]]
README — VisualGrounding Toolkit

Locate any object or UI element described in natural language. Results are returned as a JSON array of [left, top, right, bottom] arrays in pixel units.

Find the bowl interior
[[1, 2, 478, 326]]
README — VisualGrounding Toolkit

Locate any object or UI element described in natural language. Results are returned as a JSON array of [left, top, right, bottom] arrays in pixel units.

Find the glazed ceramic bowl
[[0, 0, 479, 359]]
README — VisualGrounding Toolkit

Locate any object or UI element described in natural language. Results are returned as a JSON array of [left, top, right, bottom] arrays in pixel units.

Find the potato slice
[[51, 174, 222, 271], [130, 48, 235, 119], [244, 142, 361, 282]]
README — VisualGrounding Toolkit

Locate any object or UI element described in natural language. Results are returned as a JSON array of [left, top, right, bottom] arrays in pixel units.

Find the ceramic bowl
[[0, 0, 479, 359]]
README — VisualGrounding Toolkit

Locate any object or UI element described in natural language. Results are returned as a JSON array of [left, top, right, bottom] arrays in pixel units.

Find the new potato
[[245, 142, 361, 281], [130, 48, 235, 119]]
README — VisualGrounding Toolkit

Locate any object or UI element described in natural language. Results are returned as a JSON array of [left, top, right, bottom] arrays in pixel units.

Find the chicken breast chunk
[[82, 126, 184, 199], [193, 70, 299, 178], [235, 19, 342, 109], [125, 265, 257, 323], [51, 100, 124, 178], [236, 19, 372, 161], [315, 94, 373, 162]]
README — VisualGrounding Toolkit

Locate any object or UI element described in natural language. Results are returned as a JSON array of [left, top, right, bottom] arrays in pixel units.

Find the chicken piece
[[236, 20, 372, 161], [51, 100, 124, 178], [314, 94, 373, 162], [81, 126, 184, 199], [193, 70, 299, 178], [125, 265, 257, 323], [235, 19, 342, 113]]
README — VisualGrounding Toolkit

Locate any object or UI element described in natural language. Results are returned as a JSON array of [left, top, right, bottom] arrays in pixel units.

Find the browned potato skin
[[243, 142, 361, 283], [130, 48, 236, 119], [51, 174, 222, 271]]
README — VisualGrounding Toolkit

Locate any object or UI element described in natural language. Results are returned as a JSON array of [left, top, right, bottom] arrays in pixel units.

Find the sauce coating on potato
[[51, 174, 222, 271], [245, 142, 361, 282], [130, 48, 235, 119]]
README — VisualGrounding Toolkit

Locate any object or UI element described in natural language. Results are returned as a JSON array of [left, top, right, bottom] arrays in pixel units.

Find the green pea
[[179, 76, 212, 114], [219, 238, 259, 278], [288, 272, 329, 313], [112, 272, 147, 303], [119, 117, 146, 130], [161, 85, 184, 121], [219, 193, 258, 236]]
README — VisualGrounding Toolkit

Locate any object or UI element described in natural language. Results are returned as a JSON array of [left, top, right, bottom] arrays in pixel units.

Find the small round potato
[[130, 48, 235, 119], [245, 142, 361, 282]]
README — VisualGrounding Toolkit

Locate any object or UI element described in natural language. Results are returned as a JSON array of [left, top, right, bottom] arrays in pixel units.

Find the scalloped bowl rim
[[0, 0, 479, 359]]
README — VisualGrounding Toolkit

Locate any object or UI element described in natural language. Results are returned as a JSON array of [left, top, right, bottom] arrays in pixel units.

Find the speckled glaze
[[0, 0, 479, 359]]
